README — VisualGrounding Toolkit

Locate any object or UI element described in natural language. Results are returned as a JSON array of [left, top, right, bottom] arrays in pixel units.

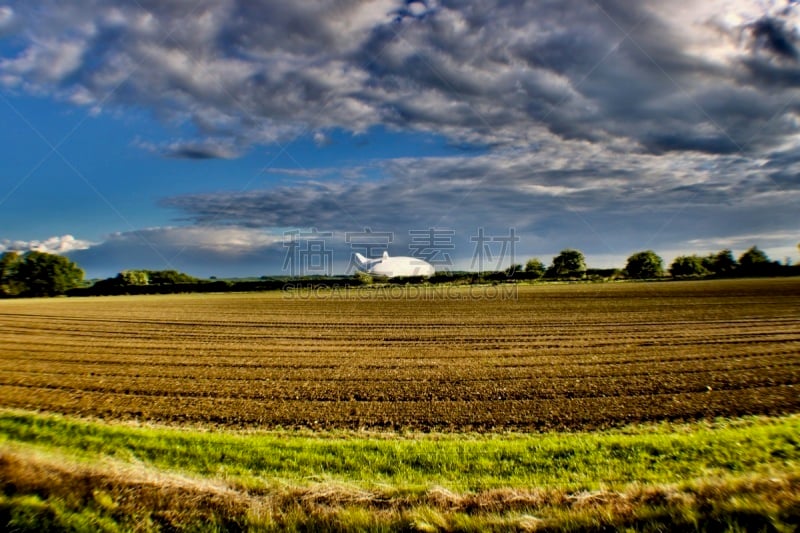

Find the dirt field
[[1, 278, 798, 430]]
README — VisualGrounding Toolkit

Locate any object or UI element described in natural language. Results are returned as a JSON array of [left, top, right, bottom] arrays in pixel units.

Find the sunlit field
[[1, 278, 798, 530], [1, 279, 798, 430]]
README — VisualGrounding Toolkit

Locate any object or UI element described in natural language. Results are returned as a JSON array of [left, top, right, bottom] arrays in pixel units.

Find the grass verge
[[1, 410, 798, 531]]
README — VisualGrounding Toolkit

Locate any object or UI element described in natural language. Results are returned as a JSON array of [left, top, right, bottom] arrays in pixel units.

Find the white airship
[[354, 251, 435, 277]]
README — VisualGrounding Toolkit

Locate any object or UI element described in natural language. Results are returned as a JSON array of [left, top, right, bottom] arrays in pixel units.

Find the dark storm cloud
[[645, 133, 742, 155], [161, 140, 241, 160], [748, 16, 798, 59], [166, 147, 225, 160], [161, 144, 800, 259], [2, 0, 800, 156]]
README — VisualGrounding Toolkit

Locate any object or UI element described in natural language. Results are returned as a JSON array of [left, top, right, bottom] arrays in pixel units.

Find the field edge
[[1, 410, 799, 531]]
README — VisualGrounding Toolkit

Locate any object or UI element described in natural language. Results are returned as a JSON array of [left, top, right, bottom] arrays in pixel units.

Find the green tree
[[703, 249, 737, 276], [0, 251, 24, 296], [15, 251, 85, 296], [504, 263, 523, 277], [353, 271, 373, 285], [625, 250, 664, 279], [738, 246, 772, 276], [524, 258, 546, 279], [738, 246, 768, 268], [669, 255, 710, 278], [548, 249, 586, 278], [119, 270, 150, 285], [147, 270, 198, 284]]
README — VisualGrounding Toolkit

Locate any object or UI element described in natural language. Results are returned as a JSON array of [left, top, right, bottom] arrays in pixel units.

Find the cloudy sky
[[0, 0, 798, 278]]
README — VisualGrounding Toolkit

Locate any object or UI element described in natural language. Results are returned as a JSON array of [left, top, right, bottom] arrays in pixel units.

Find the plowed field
[[1, 279, 798, 430]]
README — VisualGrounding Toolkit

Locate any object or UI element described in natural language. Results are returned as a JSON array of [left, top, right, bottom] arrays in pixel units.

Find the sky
[[0, 0, 798, 279]]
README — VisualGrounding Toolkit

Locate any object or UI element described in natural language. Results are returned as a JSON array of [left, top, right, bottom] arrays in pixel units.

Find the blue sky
[[0, 1, 798, 278]]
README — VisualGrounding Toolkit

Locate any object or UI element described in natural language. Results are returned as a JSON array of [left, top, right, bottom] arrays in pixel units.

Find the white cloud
[[262, 167, 332, 179], [0, 235, 94, 254], [686, 231, 800, 255], [407, 2, 428, 17], [0, 6, 14, 31], [69, 226, 289, 278], [313, 131, 331, 147], [103, 226, 282, 254]]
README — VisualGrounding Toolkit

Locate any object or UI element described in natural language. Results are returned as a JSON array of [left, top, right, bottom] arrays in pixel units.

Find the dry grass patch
[[1, 445, 798, 531]]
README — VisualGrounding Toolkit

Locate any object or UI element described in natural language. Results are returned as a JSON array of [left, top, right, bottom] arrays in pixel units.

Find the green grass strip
[[1, 410, 798, 493]]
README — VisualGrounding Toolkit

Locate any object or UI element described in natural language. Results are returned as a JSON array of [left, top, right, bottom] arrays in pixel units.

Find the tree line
[[1, 244, 798, 298], [515, 246, 793, 281]]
